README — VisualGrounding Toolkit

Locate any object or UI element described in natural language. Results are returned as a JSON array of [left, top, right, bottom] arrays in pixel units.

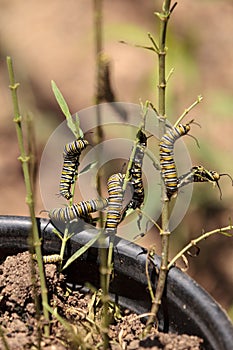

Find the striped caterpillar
[[49, 197, 108, 223], [159, 121, 193, 199], [178, 165, 233, 199], [59, 138, 89, 200], [105, 173, 125, 235]]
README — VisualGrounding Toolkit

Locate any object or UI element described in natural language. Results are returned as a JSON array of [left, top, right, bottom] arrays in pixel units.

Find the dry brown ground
[[0, 252, 203, 350]]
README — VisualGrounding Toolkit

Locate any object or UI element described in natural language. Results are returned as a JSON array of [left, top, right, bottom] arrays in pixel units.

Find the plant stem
[[145, 0, 174, 333], [25, 113, 37, 193], [174, 95, 203, 127], [168, 225, 233, 269], [6, 56, 50, 337], [93, 1, 110, 348], [58, 225, 72, 271], [157, 2, 171, 117]]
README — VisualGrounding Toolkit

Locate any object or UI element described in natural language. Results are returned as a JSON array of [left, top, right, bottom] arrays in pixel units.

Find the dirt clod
[[0, 252, 203, 349]]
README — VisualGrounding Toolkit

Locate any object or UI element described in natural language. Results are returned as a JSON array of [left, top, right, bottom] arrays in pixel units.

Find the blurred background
[[0, 0, 233, 319]]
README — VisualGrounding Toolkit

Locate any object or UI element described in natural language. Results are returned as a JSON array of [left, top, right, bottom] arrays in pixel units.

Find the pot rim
[[0, 215, 232, 350]]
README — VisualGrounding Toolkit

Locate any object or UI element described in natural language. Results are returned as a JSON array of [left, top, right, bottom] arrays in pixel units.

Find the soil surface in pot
[[0, 252, 203, 349]]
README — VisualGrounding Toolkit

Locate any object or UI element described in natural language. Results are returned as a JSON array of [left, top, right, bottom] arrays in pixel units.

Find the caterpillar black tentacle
[[178, 165, 233, 200]]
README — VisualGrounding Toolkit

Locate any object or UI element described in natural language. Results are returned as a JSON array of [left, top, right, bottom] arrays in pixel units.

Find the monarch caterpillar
[[59, 138, 89, 200], [125, 129, 147, 213], [105, 173, 125, 235], [159, 121, 193, 199], [49, 197, 108, 223], [33, 254, 62, 264], [178, 165, 233, 199]]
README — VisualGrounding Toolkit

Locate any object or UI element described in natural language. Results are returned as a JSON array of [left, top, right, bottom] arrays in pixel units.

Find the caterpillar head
[[183, 123, 191, 134], [210, 171, 220, 181], [136, 129, 147, 147]]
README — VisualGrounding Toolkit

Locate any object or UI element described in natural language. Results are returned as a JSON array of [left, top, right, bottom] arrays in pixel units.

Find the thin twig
[[25, 113, 37, 193], [6, 56, 50, 337], [136, 208, 162, 232], [145, 248, 156, 301], [168, 225, 233, 269], [145, 0, 173, 334], [93, 1, 111, 348], [174, 95, 203, 127]]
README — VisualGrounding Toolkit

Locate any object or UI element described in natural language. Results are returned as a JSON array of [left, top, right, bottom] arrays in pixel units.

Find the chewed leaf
[[78, 161, 98, 176], [51, 80, 83, 139]]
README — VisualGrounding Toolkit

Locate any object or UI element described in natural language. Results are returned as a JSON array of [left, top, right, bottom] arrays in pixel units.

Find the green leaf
[[51, 80, 71, 119], [73, 113, 84, 139], [51, 80, 83, 139], [78, 161, 98, 176], [61, 230, 102, 270]]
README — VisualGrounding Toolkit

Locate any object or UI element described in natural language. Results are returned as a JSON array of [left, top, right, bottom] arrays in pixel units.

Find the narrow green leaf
[[61, 230, 102, 270], [51, 80, 71, 119], [66, 112, 82, 139], [78, 161, 98, 176], [73, 113, 84, 139], [51, 80, 82, 139]]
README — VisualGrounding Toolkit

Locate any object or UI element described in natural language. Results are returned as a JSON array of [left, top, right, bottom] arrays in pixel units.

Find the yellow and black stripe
[[126, 129, 147, 210], [49, 197, 108, 222], [178, 165, 233, 199], [59, 138, 89, 200], [33, 254, 62, 264], [159, 122, 192, 199], [105, 173, 125, 235]]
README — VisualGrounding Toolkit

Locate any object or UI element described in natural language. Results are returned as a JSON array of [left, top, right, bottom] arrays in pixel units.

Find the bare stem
[[145, 0, 174, 333], [136, 207, 162, 232], [145, 248, 156, 301], [25, 113, 37, 193], [174, 95, 203, 127], [93, 1, 110, 348], [6, 56, 50, 337], [168, 225, 233, 269]]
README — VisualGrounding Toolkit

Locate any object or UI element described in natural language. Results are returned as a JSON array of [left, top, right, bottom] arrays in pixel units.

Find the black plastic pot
[[0, 215, 233, 350]]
